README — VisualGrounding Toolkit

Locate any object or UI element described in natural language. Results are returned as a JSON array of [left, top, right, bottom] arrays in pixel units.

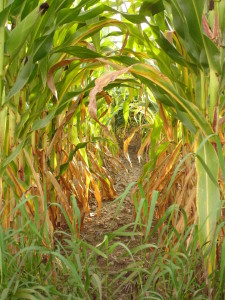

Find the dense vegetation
[[0, 0, 224, 299]]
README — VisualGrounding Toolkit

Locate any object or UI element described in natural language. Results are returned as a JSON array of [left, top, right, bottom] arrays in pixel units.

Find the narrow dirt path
[[81, 145, 145, 299], [82, 146, 143, 245]]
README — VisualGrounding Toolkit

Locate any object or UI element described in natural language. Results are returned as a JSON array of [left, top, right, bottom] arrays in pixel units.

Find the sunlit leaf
[[196, 137, 220, 274]]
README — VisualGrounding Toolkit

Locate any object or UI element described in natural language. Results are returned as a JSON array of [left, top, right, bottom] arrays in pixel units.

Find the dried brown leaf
[[23, 149, 55, 239], [202, 15, 213, 39], [176, 168, 195, 206], [46, 170, 73, 223], [137, 130, 152, 162], [158, 102, 173, 141], [120, 29, 129, 55], [47, 58, 88, 100], [152, 141, 182, 191], [213, 12, 219, 40], [80, 103, 86, 124], [85, 169, 102, 215], [47, 97, 82, 156], [176, 188, 196, 233], [123, 127, 140, 166], [164, 30, 174, 44]]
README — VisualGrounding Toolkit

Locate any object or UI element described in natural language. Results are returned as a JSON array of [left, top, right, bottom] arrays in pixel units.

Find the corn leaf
[[196, 138, 220, 274], [6, 7, 39, 60]]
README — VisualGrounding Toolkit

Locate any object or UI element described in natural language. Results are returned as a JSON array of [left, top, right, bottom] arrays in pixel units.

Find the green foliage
[[0, 190, 224, 299], [0, 0, 224, 296]]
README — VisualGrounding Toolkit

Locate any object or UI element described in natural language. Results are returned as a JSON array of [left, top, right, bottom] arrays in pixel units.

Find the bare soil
[[82, 147, 143, 242], [81, 146, 146, 299]]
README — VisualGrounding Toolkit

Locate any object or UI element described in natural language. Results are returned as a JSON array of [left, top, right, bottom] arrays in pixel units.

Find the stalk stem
[[0, 1, 4, 107], [0, 1, 4, 203], [200, 71, 206, 116]]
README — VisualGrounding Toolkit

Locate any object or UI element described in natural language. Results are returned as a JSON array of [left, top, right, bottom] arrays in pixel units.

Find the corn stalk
[[0, 0, 124, 237], [0, 1, 223, 277], [0, 0, 5, 215], [136, 0, 223, 274]]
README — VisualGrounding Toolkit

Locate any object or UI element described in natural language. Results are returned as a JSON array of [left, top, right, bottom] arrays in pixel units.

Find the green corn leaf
[[1, 140, 26, 170], [216, 135, 225, 182], [31, 109, 57, 132], [176, 110, 197, 134], [130, 64, 214, 137], [58, 142, 89, 177], [10, 0, 27, 16], [54, 46, 103, 58], [86, 16, 101, 52], [140, 0, 164, 16], [54, 19, 126, 51], [6, 57, 34, 100], [39, 56, 48, 88], [69, 4, 147, 24], [74, 4, 115, 22], [6, 7, 40, 60], [196, 154, 219, 187], [123, 98, 130, 128], [56, 7, 81, 26], [196, 137, 220, 274], [33, 31, 54, 62], [218, 1, 225, 32], [149, 26, 198, 71], [121, 12, 147, 24], [112, 55, 139, 66], [78, 0, 100, 10], [145, 190, 159, 241], [178, 0, 205, 48], [169, 0, 221, 72], [0, 5, 11, 27]]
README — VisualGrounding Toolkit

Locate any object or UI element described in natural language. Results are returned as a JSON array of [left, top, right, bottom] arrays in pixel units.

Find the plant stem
[[0, 1, 4, 106], [0, 1, 4, 208], [200, 71, 206, 116]]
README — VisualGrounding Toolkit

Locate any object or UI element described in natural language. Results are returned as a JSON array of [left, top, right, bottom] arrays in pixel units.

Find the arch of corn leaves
[[0, 0, 224, 277]]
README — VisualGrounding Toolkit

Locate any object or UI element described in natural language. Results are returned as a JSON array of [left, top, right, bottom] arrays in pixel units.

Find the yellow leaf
[[137, 130, 152, 162], [123, 127, 140, 166]]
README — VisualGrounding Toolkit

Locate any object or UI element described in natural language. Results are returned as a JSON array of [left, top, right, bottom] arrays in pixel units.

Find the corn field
[[0, 0, 225, 298]]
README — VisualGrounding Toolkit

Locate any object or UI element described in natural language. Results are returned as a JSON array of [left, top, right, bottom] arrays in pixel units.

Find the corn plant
[[0, 0, 128, 237], [136, 0, 225, 274], [79, 0, 225, 275], [90, 0, 225, 274], [0, 0, 224, 281]]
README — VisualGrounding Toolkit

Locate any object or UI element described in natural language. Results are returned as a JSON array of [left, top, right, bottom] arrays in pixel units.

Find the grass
[[0, 190, 224, 300]]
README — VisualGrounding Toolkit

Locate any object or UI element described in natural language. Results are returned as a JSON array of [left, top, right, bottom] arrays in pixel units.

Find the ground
[[82, 146, 143, 243], [82, 144, 150, 299]]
